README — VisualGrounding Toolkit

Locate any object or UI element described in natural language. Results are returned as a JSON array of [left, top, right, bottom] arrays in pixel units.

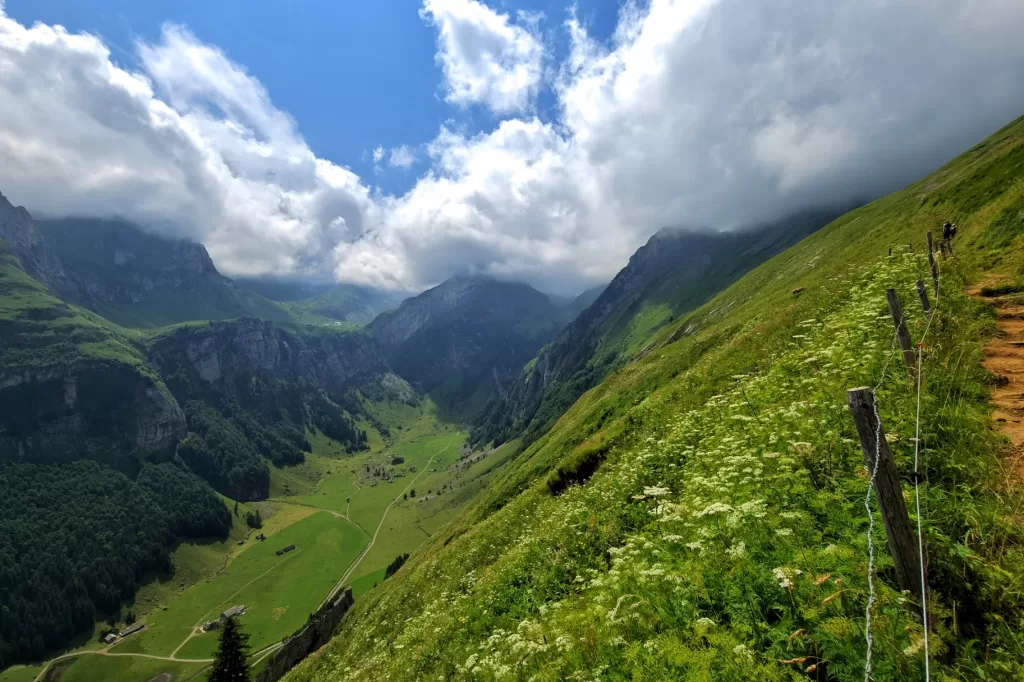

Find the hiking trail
[[971, 282, 1024, 484]]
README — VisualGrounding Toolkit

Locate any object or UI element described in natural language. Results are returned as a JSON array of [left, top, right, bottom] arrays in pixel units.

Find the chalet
[[221, 605, 246, 620], [202, 620, 222, 632], [102, 633, 118, 645], [118, 623, 145, 638], [276, 544, 296, 556]]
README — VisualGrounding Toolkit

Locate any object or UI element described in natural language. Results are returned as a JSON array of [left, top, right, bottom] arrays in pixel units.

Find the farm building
[[118, 623, 145, 638], [221, 605, 246, 620], [276, 544, 296, 556], [202, 620, 222, 632]]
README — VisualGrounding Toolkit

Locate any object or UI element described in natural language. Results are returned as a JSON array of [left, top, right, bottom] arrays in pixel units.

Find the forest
[[0, 459, 232, 668]]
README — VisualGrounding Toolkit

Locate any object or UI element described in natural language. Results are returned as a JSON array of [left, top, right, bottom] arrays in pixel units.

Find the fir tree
[[209, 616, 250, 682]]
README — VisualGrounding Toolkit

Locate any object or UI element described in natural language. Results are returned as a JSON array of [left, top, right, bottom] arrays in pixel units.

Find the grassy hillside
[[0, 238, 156, 377], [289, 117, 1024, 680]]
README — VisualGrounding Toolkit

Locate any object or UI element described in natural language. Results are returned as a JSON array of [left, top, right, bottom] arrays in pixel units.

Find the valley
[[4, 399, 515, 682]]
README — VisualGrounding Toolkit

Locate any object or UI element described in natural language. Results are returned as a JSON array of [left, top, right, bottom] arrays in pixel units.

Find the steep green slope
[[290, 117, 1024, 680], [473, 210, 841, 448], [36, 218, 295, 327]]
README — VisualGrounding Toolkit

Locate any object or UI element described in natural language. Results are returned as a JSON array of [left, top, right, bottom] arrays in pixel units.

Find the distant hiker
[[942, 221, 957, 240]]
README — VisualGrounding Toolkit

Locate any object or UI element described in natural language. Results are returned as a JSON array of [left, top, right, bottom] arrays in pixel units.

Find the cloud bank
[[1, 0, 1024, 294]]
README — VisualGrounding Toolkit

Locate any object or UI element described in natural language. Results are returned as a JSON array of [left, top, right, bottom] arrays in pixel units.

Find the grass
[[350, 569, 387, 598], [287, 115, 1024, 681], [122, 510, 366, 660], [55, 656, 206, 682], [0, 665, 43, 682]]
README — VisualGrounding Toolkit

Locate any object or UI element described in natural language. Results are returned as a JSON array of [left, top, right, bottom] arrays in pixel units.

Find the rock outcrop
[[0, 191, 67, 291], [0, 361, 186, 464], [147, 318, 390, 396], [255, 588, 355, 682]]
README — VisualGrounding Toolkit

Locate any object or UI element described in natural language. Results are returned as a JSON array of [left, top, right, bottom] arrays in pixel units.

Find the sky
[[1, 0, 1024, 295]]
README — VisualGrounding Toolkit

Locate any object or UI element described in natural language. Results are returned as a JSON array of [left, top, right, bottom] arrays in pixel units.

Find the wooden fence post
[[916, 280, 931, 313], [926, 232, 939, 295], [847, 387, 923, 600], [886, 288, 915, 371]]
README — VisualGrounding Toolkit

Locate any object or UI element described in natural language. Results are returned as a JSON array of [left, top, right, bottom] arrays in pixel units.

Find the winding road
[[320, 435, 456, 609]]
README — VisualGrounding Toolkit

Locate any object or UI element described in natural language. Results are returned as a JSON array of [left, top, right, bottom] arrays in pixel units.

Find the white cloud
[[2, 1, 1024, 295], [388, 145, 417, 169], [420, 0, 544, 114]]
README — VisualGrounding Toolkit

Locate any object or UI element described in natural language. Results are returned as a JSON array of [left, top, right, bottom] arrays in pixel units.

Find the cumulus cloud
[[420, 0, 544, 114], [0, 16, 375, 277], [388, 145, 417, 170], [1, 0, 1024, 295]]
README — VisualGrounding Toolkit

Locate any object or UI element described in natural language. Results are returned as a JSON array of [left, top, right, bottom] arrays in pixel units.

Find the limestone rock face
[[147, 318, 390, 396], [0, 364, 186, 464]]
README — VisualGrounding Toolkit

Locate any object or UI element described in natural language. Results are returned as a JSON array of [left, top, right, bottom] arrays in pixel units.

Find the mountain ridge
[[472, 209, 842, 447]]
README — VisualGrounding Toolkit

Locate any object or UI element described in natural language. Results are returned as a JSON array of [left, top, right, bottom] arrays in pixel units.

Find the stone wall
[[255, 588, 354, 682]]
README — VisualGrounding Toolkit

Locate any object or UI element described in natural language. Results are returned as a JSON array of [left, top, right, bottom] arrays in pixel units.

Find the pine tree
[[208, 616, 250, 682]]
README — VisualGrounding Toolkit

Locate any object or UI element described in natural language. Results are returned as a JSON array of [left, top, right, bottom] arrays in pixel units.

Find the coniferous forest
[[0, 460, 231, 668]]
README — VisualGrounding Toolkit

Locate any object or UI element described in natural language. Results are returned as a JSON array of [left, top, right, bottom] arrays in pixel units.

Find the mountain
[[366, 275, 566, 417], [0, 191, 71, 294], [236, 277, 405, 325], [0, 203, 408, 664], [472, 209, 841, 447], [283, 283, 406, 325], [232, 276, 335, 302], [561, 283, 607, 321], [31, 217, 295, 327]]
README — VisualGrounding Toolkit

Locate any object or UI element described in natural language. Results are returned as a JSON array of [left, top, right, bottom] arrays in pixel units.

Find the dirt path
[[970, 283, 1024, 484], [318, 435, 457, 609]]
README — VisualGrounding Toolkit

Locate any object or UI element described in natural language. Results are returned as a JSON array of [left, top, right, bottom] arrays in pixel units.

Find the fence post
[[927, 233, 939, 295], [916, 280, 931, 313], [847, 387, 923, 600], [886, 288, 915, 372]]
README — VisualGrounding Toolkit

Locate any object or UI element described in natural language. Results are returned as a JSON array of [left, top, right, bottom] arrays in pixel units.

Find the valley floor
[[6, 400, 513, 682]]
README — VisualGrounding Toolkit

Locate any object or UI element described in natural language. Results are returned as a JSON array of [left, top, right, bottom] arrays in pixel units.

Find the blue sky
[[6, 0, 622, 195]]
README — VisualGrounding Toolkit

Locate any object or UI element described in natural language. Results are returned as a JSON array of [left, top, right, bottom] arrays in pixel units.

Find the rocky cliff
[[146, 318, 390, 397], [256, 588, 355, 682], [0, 191, 68, 292], [0, 238, 185, 465]]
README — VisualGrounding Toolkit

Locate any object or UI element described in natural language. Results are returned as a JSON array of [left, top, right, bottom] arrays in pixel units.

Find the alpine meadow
[[3, 2, 1024, 682]]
